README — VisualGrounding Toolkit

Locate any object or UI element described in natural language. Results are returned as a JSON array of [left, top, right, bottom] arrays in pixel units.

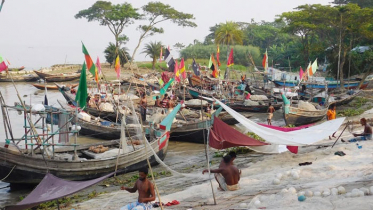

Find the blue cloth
[[120, 201, 152, 210], [348, 134, 372, 142]]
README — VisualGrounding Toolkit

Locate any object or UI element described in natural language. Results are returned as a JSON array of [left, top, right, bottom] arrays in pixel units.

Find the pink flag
[[0, 61, 7, 72], [96, 57, 102, 74], [299, 66, 304, 80]]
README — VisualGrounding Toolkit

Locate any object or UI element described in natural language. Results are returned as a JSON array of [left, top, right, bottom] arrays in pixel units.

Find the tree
[[333, 0, 373, 8], [104, 43, 131, 67], [75, 1, 140, 58], [214, 21, 244, 79], [141, 41, 163, 69], [130, 1, 197, 64], [203, 24, 220, 45]]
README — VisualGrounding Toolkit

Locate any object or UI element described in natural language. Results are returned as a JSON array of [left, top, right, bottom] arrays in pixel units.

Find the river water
[[0, 82, 285, 207]]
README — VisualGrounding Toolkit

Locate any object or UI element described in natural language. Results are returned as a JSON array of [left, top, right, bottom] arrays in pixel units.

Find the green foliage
[[246, 132, 265, 142], [337, 108, 365, 116], [131, 1, 197, 61], [141, 41, 163, 69], [215, 21, 244, 46], [75, 1, 140, 55], [213, 147, 252, 158], [104, 42, 131, 66], [180, 45, 261, 66]]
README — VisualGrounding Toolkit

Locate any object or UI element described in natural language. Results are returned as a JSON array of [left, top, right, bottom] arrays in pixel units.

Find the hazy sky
[[0, 0, 332, 70]]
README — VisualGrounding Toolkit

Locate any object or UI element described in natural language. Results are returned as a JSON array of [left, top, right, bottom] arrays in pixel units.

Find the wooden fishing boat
[[0, 74, 39, 82], [44, 73, 81, 82], [8, 66, 25, 71], [284, 106, 327, 126], [313, 90, 361, 106], [33, 70, 54, 79], [228, 102, 282, 113], [0, 99, 181, 184], [272, 79, 369, 90], [32, 83, 78, 90]]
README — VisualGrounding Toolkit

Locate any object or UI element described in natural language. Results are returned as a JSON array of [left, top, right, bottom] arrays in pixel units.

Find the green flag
[[160, 78, 174, 95], [75, 62, 88, 109]]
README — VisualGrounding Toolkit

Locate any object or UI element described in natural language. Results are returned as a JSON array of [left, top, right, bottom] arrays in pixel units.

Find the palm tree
[[104, 43, 131, 67], [141, 41, 163, 70], [215, 21, 243, 79]]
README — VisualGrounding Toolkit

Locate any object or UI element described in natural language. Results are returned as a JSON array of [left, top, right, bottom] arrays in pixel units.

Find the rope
[[1, 165, 16, 181]]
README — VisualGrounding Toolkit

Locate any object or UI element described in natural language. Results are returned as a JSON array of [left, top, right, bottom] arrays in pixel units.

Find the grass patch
[[338, 108, 365, 117]]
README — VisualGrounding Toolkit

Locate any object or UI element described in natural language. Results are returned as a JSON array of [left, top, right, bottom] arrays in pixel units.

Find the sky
[[0, 0, 332, 70]]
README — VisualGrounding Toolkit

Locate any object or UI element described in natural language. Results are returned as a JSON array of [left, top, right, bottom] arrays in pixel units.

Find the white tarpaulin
[[216, 100, 345, 146]]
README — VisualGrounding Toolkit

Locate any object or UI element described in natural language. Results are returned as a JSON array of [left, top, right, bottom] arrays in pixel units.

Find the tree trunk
[[115, 34, 119, 59], [358, 66, 372, 89], [152, 57, 156, 70], [225, 45, 230, 80], [339, 50, 347, 89]]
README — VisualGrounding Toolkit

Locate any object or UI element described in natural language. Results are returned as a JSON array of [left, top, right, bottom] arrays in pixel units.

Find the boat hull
[[0, 140, 168, 184], [284, 107, 327, 126], [272, 80, 369, 90], [229, 103, 282, 113]]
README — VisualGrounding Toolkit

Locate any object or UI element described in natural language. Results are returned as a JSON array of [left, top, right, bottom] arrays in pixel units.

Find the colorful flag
[[44, 85, 48, 106], [192, 58, 200, 76], [75, 62, 88, 109], [159, 47, 163, 62], [209, 54, 218, 78], [262, 49, 268, 72], [311, 58, 318, 75], [299, 66, 304, 80], [174, 60, 180, 82], [82, 43, 98, 83], [179, 58, 186, 79], [227, 48, 234, 67], [164, 48, 170, 62], [216, 45, 221, 66], [96, 56, 102, 75], [0, 55, 8, 72], [160, 78, 175, 95], [115, 55, 121, 79], [158, 78, 164, 86]]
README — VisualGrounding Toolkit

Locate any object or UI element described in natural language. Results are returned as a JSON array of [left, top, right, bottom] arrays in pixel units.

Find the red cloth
[[209, 117, 267, 149], [161, 71, 174, 84]]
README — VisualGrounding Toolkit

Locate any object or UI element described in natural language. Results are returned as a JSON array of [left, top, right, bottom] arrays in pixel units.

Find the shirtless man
[[343, 118, 372, 142], [267, 103, 275, 125], [140, 94, 147, 122], [155, 96, 161, 107], [161, 94, 169, 108], [120, 168, 155, 210], [202, 155, 240, 191]]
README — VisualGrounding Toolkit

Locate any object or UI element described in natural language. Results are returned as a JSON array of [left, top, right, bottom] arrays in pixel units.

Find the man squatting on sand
[[120, 168, 155, 210], [203, 153, 240, 191], [342, 118, 372, 142]]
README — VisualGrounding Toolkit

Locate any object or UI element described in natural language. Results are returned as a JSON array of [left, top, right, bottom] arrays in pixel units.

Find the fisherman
[[327, 104, 337, 140], [267, 102, 275, 125], [140, 94, 147, 122], [342, 118, 372, 142], [202, 155, 240, 191], [219, 151, 237, 167], [120, 168, 155, 210], [154, 96, 161, 107], [167, 96, 175, 112]]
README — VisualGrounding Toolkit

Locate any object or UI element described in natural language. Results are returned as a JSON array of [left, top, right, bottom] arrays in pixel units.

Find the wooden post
[[205, 123, 217, 205]]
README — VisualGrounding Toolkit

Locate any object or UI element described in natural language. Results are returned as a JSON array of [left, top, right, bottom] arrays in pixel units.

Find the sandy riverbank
[[68, 107, 373, 210]]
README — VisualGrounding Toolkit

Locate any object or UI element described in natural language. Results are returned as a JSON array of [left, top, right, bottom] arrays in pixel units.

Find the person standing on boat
[[120, 168, 155, 210], [202, 155, 240, 191], [327, 104, 337, 140], [267, 103, 275, 125], [342, 118, 372, 142], [140, 94, 147, 122]]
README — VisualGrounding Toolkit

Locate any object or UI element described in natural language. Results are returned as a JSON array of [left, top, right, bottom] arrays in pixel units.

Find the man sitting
[[342, 118, 372, 142], [202, 155, 240, 191], [120, 168, 155, 210]]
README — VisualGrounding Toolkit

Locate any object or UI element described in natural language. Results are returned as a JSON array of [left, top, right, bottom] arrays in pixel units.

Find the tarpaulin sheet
[[5, 172, 114, 210], [209, 117, 267, 149]]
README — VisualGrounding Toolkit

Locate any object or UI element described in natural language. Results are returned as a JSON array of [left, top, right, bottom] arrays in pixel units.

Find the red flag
[[179, 58, 186, 79], [216, 45, 221, 66], [262, 49, 268, 71], [227, 48, 234, 67]]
